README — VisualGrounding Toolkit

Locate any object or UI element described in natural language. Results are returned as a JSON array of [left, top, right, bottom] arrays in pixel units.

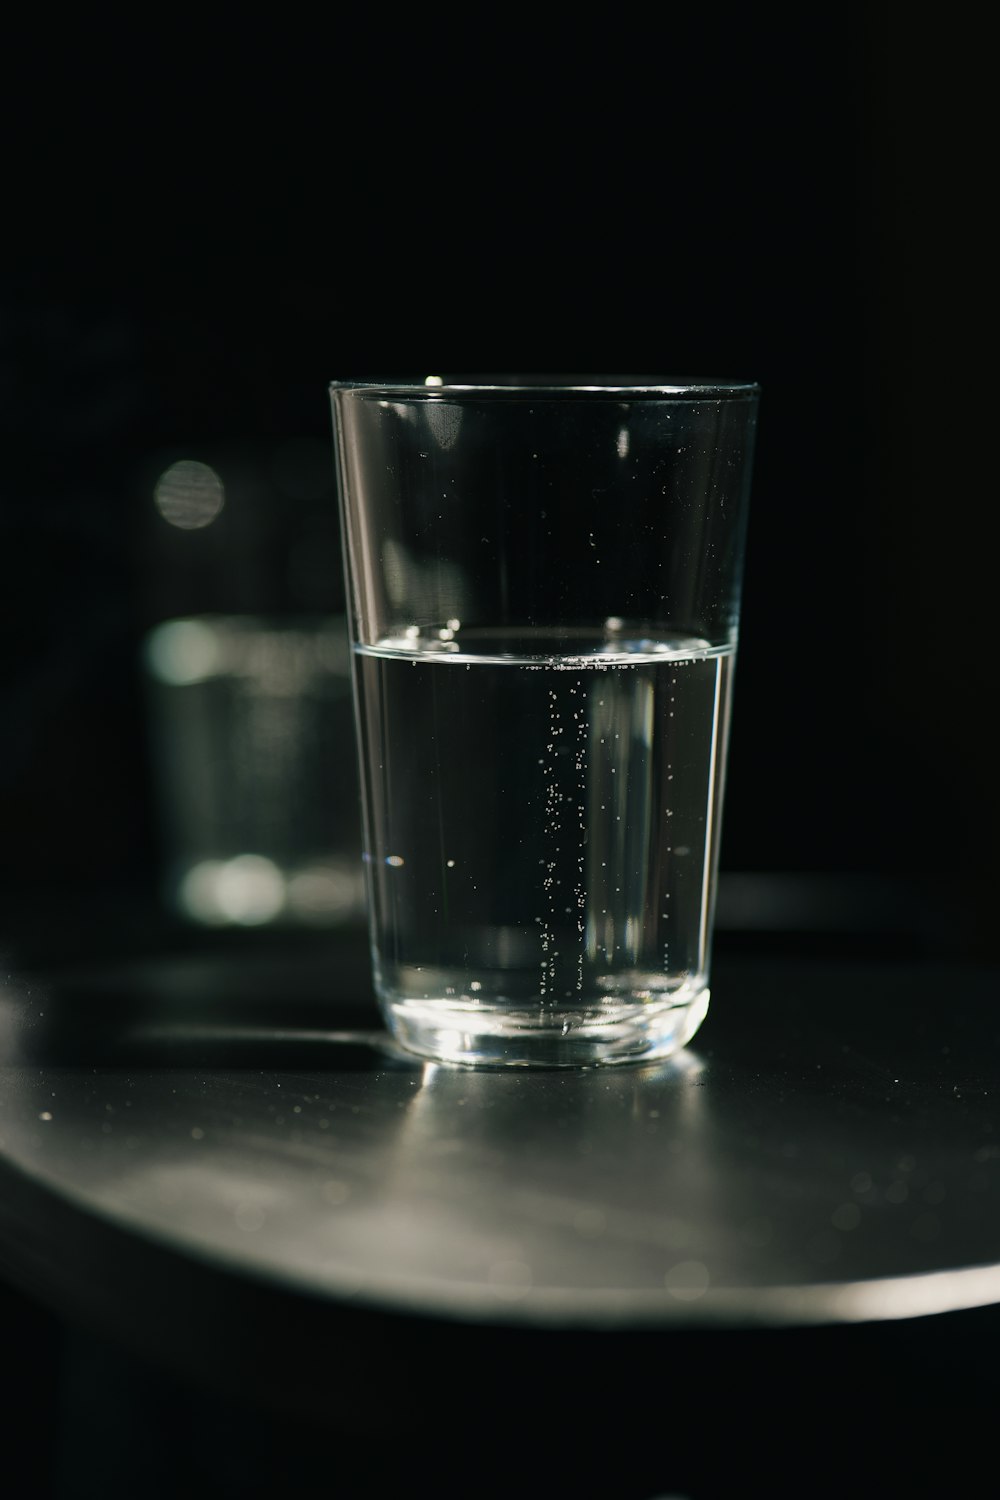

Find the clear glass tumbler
[[330, 376, 758, 1066]]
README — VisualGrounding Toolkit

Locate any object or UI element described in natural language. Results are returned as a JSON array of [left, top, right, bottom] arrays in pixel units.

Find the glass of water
[[330, 376, 758, 1066]]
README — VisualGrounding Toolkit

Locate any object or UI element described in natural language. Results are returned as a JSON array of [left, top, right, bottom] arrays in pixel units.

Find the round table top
[[3, 931, 999, 1347]]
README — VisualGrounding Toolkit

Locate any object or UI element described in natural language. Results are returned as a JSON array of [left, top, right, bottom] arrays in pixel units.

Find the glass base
[[380, 987, 710, 1068]]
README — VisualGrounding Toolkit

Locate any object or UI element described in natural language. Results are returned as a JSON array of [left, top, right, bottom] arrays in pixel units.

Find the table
[[2, 931, 999, 1494]]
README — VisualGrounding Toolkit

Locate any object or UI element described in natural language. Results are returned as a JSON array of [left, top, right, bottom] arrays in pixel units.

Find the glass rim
[[330, 375, 760, 401]]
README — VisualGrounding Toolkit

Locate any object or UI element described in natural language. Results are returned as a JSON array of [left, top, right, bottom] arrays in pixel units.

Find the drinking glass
[[143, 614, 364, 928], [330, 376, 758, 1066]]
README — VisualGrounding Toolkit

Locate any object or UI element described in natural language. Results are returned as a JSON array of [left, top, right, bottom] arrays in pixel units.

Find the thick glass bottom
[[380, 986, 710, 1068]]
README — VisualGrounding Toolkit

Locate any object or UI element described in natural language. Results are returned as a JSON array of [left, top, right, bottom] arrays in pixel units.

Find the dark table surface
[[2, 922, 999, 1495]]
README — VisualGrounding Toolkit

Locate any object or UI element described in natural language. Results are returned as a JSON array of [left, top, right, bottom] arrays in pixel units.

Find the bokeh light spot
[[154, 459, 225, 529], [145, 619, 221, 685]]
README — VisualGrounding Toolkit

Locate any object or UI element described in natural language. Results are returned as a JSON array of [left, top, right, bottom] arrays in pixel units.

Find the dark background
[[3, 11, 994, 967], [1, 11, 997, 1495]]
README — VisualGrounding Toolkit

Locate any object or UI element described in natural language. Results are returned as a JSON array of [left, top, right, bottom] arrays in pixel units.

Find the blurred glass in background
[[137, 439, 364, 929], [143, 614, 363, 927]]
